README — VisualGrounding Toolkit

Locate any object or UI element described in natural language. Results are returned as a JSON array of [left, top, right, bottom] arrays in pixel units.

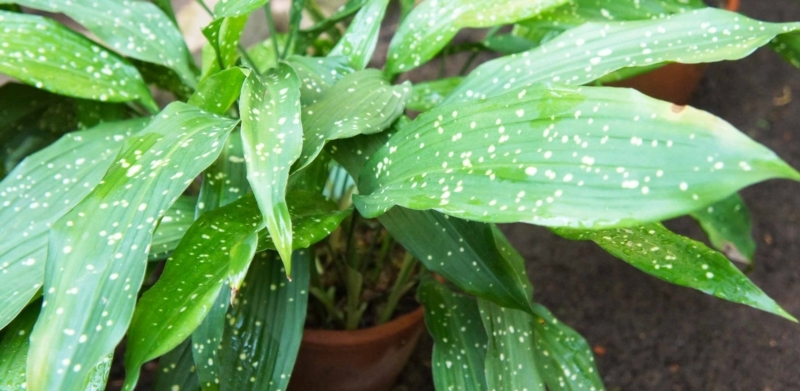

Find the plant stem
[[378, 252, 418, 324], [264, 4, 282, 60], [194, 0, 213, 16], [304, 0, 327, 24]]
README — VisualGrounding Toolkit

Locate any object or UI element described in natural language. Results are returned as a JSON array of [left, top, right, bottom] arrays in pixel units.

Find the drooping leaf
[[385, 0, 568, 74], [240, 64, 303, 274], [380, 208, 534, 313], [329, 0, 389, 70], [149, 196, 198, 261], [529, 304, 605, 391], [255, 189, 353, 252], [418, 275, 488, 391], [214, 0, 269, 18], [1, 0, 197, 87], [478, 300, 545, 391], [771, 31, 800, 69], [154, 339, 200, 391], [293, 69, 411, 171], [192, 288, 231, 391], [0, 118, 149, 331], [124, 195, 265, 389], [407, 77, 463, 112], [218, 250, 310, 391], [189, 67, 248, 115], [447, 9, 800, 104], [0, 11, 155, 110], [554, 223, 794, 320], [26, 103, 238, 391], [284, 55, 353, 106], [355, 84, 800, 228], [690, 193, 756, 265], [202, 15, 249, 78]]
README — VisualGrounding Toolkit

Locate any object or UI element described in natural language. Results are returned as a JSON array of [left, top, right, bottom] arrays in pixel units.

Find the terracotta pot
[[607, 0, 740, 105], [287, 307, 426, 391]]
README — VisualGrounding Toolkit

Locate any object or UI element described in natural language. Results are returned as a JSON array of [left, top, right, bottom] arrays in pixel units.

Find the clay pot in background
[[607, 0, 741, 105], [287, 307, 425, 391]]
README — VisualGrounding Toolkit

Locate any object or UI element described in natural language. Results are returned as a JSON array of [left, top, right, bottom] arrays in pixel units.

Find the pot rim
[[302, 306, 425, 346], [724, 0, 739, 11]]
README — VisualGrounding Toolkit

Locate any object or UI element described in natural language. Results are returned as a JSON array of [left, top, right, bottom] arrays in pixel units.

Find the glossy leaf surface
[[407, 77, 463, 112], [125, 195, 265, 388], [154, 340, 200, 391], [418, 276, 488, 391], [690, 193, 755, 265], [329, 0, 389, 70], [386, 0, 567, 74], [0, 304, 38, 389], [202, 15, 249, 77], [0, 118, 149, 330], [294, 69, 411, 171], [188, 68, 248, 115], [27, 103, 238, 391], [554, 223, 793, 320], [447, 9, 800, 104], [215, 0, 269, 18], [771, 31, 800, 69], [0, 11, 154, 109], [355, 84, 799, 228], [218, 250, 310, 391], [149, 196, 198, 261], [240, 64, 304, 274], [284, 55, 353, 106]]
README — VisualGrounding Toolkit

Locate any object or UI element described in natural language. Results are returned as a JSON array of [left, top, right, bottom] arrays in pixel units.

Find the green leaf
[[202, 15, 249, 77], [133, 60, 195, 102], [149, 196, 198, 261], [329, 0, 389, 70], [2, 0, 197, 87], [447, 9, 800, 104], [192, 289, 231, 391], [417, 275, 488, 391], [285, 0, 306, 56], [0, 11, 155, 110], [240, 64, 303, 275], [214, 0, 269, 18], [554, 223, 794, 320], [27, 103, 238, 391], [0, 118, 149, 331], [379, 208, 534, 313], [407, 77, 463, 112], [125, 195, 265, 389], [0, 83, 59, 130], [189, 68, 248, 115], [150, 0, 178, 24], [195, 129, 250, 216], [218, 250, 310, 391], [478, 301, 545, 391], [246, 35, 286, 74], [528, 304, 605, 391], [0, 303, 38, 389], [294, 69, 411, 171], [354, 84, 800, 228], [305, 0, 367, 33], [284, 55, 353, 106], [690, 193, 756, 265], [256, 189, 353, 252], [154, 340, 200, 391], [771, 31, 800, 69], [385, 0, 568, 74]]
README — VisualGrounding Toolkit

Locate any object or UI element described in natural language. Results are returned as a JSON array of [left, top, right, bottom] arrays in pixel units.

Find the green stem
[[459, 50, 480, 76], [305, 0, 327, 24], [264, 4, 282, 60], [194, 0, 213, 15], [378, 252, 418, 324]]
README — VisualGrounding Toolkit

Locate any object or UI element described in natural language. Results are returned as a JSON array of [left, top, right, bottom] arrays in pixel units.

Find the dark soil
[[396, 2, 800, 391]]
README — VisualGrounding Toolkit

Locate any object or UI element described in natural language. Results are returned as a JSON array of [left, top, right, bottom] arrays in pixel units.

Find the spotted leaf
[[690, 193, 755, 265], [148, 196, 197, 261], [217, 250, 310, 391], [188, 67, 248, 115], [154, 340, 201, 391], [385, 0, 568, 74], [355, 84, 800, 228], [240, 64, 303, 275], [553, 223, 793, 320], [214, 0, 269, 18], [255, 189, 353, 252], [124, 195, 265, 389], [26, 103, 238, 391], [201, 15, 249, 78], [447, 9, 800, 104], [0, 11, 155, 110], [1, 0, 197, 87], [0, 118, 149, 331], [418, 275, 488, 391], [329, 0, 390, 70], [407, 77, 463, 112], [771, 31, 800, 69], [294, 69, 411, 171], [284, 55, 353, 106]]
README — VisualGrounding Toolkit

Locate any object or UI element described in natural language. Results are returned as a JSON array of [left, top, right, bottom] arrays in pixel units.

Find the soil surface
[[396, 2, 800, 391]]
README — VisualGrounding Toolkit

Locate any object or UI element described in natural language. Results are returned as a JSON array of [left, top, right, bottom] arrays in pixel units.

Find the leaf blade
[[690, 193, 756, 265], [329, 0, 390, 70]]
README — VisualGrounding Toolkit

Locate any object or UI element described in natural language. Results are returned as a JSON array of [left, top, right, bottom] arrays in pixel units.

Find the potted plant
[[1, 1, 799, 391]]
